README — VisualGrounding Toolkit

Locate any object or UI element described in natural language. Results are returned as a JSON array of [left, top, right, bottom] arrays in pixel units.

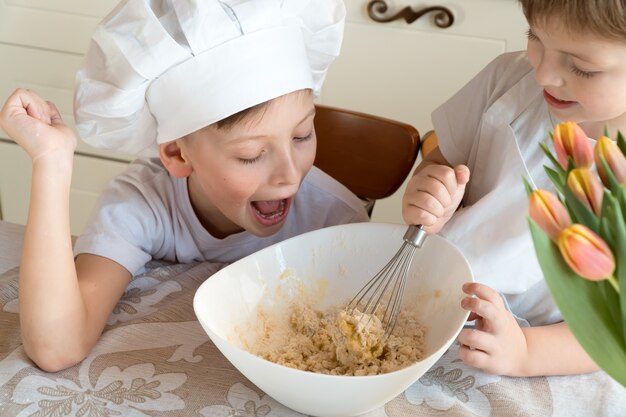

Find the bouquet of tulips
[[527, 121, 626, 386]]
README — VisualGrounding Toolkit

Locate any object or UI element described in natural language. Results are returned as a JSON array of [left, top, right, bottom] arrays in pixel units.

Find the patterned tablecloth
[[0, 220, 625, 417]]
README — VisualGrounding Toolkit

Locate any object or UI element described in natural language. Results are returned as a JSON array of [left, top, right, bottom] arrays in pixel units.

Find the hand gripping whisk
[[347, 225, 427, 338]]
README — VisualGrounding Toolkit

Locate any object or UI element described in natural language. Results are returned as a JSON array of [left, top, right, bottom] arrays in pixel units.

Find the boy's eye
[[294, 132, 313, 142], [570, 65, 596, 79], [526, 28, 539, 41], [238, 151, 264, 165], [237, 133, 312, 164], [239, 155, 262, 164]]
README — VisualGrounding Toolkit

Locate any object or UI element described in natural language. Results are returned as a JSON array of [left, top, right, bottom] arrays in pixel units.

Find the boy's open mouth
[[543, 90, 575, 109], [251, 198, 290, 226]]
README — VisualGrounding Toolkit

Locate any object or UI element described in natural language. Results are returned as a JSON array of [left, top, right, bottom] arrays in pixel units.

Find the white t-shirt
[[74, 158, 369, 275], [432, 51, 562, 325]]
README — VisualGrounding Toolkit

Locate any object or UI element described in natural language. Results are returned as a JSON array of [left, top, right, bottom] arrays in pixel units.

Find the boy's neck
[[579, 117, 626, 140]]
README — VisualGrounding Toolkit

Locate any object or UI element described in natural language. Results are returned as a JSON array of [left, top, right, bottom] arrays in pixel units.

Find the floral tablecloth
[[0, 221, 625, 416]]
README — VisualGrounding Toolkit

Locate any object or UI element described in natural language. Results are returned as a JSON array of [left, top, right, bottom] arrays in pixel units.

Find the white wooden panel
[[70, 153, 129, 235], [0, 141, 31, 227], [0, 44, 80, 130], [0, 44, 133, 161], [0, 141, 129, 235], [0, 0, 118, 53]]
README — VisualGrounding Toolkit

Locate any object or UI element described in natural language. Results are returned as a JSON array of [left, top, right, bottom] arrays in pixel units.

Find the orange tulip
[[529, 189, 571, 241], [566, 168, 604, 216], [553, 121, 594, 169], [558, 224, 615, 281], [594, 135, 626, 186]]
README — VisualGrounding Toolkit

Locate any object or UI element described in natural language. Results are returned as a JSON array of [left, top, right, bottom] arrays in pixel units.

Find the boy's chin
[[246, 222, 285, 238]]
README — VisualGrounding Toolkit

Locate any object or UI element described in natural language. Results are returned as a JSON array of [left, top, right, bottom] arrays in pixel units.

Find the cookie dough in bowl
[[252, 303, 426, 376]]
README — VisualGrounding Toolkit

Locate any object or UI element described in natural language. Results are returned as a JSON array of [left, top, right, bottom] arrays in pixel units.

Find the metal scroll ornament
[[367, 1, 454, 28]]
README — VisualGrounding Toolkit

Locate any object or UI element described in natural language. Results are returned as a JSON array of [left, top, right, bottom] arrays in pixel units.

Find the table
[[0, 220, 624, 416]]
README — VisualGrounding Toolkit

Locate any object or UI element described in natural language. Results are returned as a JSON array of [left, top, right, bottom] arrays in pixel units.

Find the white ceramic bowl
[[193, 222, 472, 417]]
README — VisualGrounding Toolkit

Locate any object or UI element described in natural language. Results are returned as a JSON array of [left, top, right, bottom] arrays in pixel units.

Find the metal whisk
[[347, 225, 427, 338]]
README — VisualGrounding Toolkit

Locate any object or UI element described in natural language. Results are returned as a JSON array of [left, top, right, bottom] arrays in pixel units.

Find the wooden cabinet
[[0, 0, 528, 233], [0, 141, 129, 234]]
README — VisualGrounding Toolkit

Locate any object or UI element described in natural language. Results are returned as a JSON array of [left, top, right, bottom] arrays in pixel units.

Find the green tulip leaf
[[529, 220, 626, 386], [605, 193, 626, 343], [599, 279, 623, 336], [591, 130, 621, 330], [617, 187, 626, 224], [544, 167, 565, 195], [540, 142, 565, 179], [617, 130, 626, 156], [562, 186, 599, 233], [599, 154, 620, 193], [523, 177, 534, 195], [599, 191, 617, 251]]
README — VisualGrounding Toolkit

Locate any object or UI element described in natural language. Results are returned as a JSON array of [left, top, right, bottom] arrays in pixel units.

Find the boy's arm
[[519, 322, 598, 376], [1, 89, 132, 371]]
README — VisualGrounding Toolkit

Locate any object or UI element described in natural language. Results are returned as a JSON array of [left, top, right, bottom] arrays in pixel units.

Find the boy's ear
[[159, 140, 193, 178]]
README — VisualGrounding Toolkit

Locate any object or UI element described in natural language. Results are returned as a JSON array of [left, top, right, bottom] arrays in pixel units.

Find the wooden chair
[[419, 130, 438, 158], [313, 104, 421, 216]]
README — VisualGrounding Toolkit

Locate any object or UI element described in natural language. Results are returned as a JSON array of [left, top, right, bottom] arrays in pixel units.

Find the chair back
[[313, 104, 420, 214]]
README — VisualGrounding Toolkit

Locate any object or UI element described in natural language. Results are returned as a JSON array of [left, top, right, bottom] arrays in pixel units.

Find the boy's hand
[[0, 88, 76, 163], [457, 282, 529, 376], [402, 163, 470, 234]]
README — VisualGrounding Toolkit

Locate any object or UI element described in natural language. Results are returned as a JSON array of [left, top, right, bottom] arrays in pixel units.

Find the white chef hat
[[74, 0, 345, 155]]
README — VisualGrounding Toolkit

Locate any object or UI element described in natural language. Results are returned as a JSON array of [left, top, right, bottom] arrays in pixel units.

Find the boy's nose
[[534, 54, 564, 87], [271, 149, 301, 186]]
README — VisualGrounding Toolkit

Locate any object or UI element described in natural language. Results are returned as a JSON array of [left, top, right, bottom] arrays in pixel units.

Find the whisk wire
[[348, 225, 427, 339], [384, 244, 417, 336], [348, 252, 398, 312]]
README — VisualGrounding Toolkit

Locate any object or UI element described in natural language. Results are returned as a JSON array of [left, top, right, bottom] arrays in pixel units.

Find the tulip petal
[[529, 189, 571, 241], [553, 121, 594, 168], [596, 136, 626, 186], [558, 224, 615, 280], [566, 168, 604, 215]]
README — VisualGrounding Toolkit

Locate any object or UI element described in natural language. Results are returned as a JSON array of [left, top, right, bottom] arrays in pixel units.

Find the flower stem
[[608, 275, 620, 294]]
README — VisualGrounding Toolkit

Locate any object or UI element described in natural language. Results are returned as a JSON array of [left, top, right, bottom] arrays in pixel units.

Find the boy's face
[[176, 90, 316, 238], [526, 18, 626, 135]]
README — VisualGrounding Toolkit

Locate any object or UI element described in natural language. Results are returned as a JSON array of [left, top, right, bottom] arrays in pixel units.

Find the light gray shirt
[[433, 51, 561, 325]]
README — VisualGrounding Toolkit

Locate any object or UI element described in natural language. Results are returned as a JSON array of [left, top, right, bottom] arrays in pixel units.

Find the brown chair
[[313, 104, 421, 216], [420, 130, 438, 158]]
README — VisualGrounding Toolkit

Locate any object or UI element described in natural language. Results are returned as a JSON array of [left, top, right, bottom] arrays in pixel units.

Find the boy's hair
[[520, 0, 626, 41], [215, 89, 311, 131], [215, 103, 266, 131], [214, 89, 312, 130]]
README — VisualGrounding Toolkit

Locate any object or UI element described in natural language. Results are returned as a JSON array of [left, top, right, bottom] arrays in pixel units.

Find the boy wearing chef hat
[[0, 0, 367, 371], [401, 0, 625, 377]]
